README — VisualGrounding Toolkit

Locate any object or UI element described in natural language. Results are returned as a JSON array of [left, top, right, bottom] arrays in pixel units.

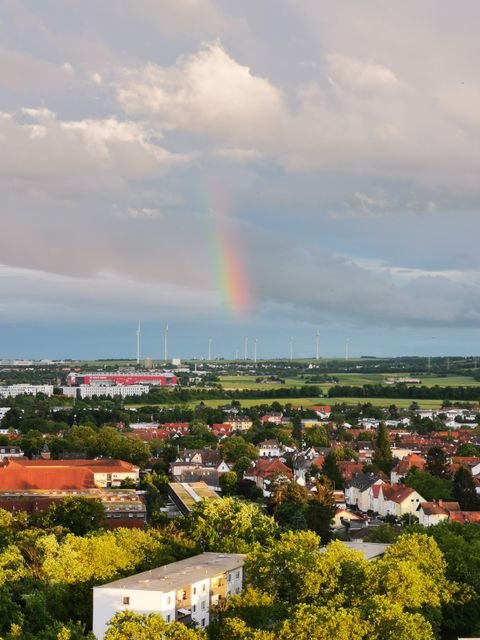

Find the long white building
[[0, 385, 54, 398], [60, 385, 149, 399], [93, 552, 245, 639]]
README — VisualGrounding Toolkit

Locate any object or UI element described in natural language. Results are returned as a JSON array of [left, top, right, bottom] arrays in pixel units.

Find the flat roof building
[[93, 552, 245, 639]]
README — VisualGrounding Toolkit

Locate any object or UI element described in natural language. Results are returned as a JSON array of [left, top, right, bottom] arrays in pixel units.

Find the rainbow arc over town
[[202, 179, 252, 315]]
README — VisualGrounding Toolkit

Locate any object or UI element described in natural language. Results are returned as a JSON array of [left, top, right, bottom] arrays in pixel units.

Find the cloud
[[132, 0, 244, 39], [0, 108, 189, 199], [116, 42, 289, 148], [113, 40, 480, 196], [327, 53, 399, 90]]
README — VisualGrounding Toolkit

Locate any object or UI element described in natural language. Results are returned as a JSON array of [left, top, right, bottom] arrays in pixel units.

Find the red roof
[[0, 459, 137, 491], [338, 461, 364, 482], [381, 483, 420, 504], [449, 511, 480, 524], [392, 453, 425, 476], [253, 458, 292, 479], [0, 466, 96, 490]]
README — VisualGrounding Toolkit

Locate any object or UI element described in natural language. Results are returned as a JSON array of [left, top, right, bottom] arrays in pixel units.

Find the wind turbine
[[345, 339, 349, 362], [254, 338, 258, 364], [164, 324, 169, 362], [244, 337, 248, 360], [289, 336, 294, 361], [136, 321, 141, 364], [316, 331, 320, 360]]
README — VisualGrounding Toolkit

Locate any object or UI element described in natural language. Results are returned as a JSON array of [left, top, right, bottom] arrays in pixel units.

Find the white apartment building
[[61, 385, 149, 399], [0, 385, 54, 398], [93, 552, 245, 639]]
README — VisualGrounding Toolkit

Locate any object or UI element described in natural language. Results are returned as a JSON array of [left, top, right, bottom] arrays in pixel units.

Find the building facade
[[92, 552, 245, 639]]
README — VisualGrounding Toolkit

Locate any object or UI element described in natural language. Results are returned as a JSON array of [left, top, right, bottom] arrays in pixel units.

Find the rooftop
[[338, 541, 390, 560], [94, 552, 245, 593]]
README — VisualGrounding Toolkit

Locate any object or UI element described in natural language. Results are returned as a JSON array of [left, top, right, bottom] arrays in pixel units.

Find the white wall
[[93, 587, 175, 640]]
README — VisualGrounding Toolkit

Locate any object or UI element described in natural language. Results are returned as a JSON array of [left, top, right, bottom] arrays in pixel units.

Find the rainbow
[[201, 177, 252, 315]]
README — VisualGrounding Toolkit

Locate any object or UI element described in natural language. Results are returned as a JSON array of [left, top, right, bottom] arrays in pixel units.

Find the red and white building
[[66, 371, 177, 387]]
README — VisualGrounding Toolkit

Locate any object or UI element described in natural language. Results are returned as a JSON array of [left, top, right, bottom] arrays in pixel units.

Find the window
[[193, 587, 197, 595], [235, 587, 240, 594], [235, 571, 240, 579], [167, 614, 171, 622], [167, 596, 171, 605], [201, 619, 205, 627], [201, 601, 206, 610], [202, 584, 206, 592], [193, 605, 196, 612], [228, 574, 232, 582], [123, 596, 130, 605]]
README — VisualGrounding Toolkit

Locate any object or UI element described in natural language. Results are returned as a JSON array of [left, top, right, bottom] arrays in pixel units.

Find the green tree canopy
[[104, 611, 206, 639], [182, 497, 277, 553], [373, 423, 392, 473]]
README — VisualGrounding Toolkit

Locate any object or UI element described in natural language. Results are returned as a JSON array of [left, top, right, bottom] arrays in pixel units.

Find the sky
[[1, 0, 480, 360]]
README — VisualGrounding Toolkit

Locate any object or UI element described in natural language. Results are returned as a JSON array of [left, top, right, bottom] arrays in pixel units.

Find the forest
[[0, 496, 478, 639]]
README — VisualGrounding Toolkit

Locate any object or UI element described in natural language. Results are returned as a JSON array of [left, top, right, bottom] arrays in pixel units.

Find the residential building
[[0, 458, 139, 489], [167, 482, 219, 515], [92, 552, 245, 639], [377, 484, 424, 518], [417, 501, 461, 527], [258, 439, 283, 458], [0, 489, 146, 528], [0, 446, 24, 460], [390, 453, 425, 484], [246, 458, 293, 496], [345, 473, 384, 512], [0, 385, 54, 398], [170, 449, 231, 490]]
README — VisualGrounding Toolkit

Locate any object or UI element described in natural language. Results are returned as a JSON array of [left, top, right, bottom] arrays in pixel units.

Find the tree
[[425, 446, 450, 479], [274, 484, 308, 530], [456, 443, 480, 457], [221, 437, 259, 463], [321, 451, 344, 489], [405, 469, 453, 501], [219, 471, 238, 496], [189, 419, 211, 437], [233, 456, 253, 478], [305, 477, 336, 544], [373, 423, 392, 473], [291, 415, 303, 442], [246, 530, 324, 605], [38, 497, 106, 535], [304, 425, 329, 447], [453, 466, 479, 510], [182, 498, 277, 553], [104, 611, 206, 639]]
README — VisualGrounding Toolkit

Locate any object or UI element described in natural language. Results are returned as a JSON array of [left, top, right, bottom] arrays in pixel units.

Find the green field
[[219, 376, 309, 390], [219, 372, 480, 395], [129, 396, 444, 410]]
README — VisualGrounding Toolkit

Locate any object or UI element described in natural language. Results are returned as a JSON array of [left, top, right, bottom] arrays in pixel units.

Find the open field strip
[[130, 396, 445, 410]]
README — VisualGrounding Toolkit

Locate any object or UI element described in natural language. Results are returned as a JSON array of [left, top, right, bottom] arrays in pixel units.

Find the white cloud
[[116, 42, 288, 148], [327, 53, 399, 90], [0, 108, 189, 198]]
